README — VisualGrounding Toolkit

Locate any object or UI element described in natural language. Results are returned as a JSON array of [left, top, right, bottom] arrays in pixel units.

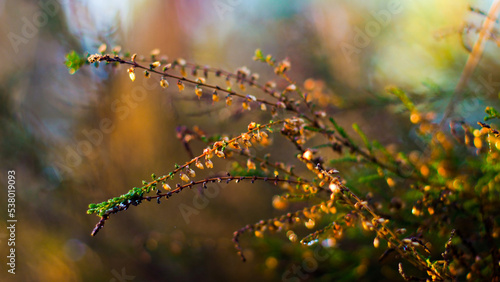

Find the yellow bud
[[386, 177, 395, 187], [98, 43, 107, 53], [247, 159, 256, 170], [216, 150, 225, 158], [329, 206, 337, 213], [162, 183, 171, 191], [127, 67, 135, 82], [150, 49, 160, 57], [226, 96, 233, 106], [306, 163, 314, 170], [160, 78, 169, 88], [163, 63, 172, 71], [229, 141, 241, 150], [410, 112, 421, 124], [362, 221, 373, 231], [151, 61, 161, 68], [302, 150, 313, 161], [272, 195, 288, 210], [329, 182, 340, 193], [412, 206, 421, 216], [427, 207, 434, 215], [180, 67, 187, 77], [285, 84, 296, 92], [246, 95, 257, 102], [396, 228, 407, 235], [265, 257, 278, 269], [243, 139, 252, 148], [205, 159, 214, 168], [187, 168, 196, 178], [305, 219, 315, 229], [248, 122, 257, 131], [176, 58, 186, 66], [177, 80, 185, 92], [474, 137, 482, 149], [195, 160, 204, 169], [212, 91, 219, 102], [195, 87, 203, 98], [180, 173, 190, 182], [420, 165, 429, 177]]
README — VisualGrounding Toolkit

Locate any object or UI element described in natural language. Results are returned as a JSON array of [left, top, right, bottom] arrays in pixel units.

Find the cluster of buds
[[212, 141, 226, 158], [88, 53, 106, 63], [282, 118, 305, 137], [178, 166, 196, 183], [236, 66, 251, 79], [202, 147, 215, 169], [274, 58, 291, 75]]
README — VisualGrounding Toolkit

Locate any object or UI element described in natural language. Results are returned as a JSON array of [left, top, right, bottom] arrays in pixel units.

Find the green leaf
[[358, 174, 384, 183], [329, 117, 348, 139], [254, 48, 264, 61], [352, 123, 372, 153], [387, 86, 415, 112], [485, 106, 500, 121], [64, 51, 86, 74], [329, 156, 359, 164], [329, 117, 356, 149]]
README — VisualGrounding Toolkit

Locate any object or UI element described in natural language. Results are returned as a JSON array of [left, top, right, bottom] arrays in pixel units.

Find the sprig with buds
[[68, 45, 500, 281], [86, 53, 305, 119], [88, 120, 284, 235]]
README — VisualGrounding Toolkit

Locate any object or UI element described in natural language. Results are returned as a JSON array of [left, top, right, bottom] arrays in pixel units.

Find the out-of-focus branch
[[441, 0, 500, 125]]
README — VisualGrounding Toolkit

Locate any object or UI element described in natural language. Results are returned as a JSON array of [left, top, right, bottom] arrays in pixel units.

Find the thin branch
[[441, 0, 500, 124]]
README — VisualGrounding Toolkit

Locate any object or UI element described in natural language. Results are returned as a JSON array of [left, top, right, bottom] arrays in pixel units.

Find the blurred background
[[0, 0, 499, 281]]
